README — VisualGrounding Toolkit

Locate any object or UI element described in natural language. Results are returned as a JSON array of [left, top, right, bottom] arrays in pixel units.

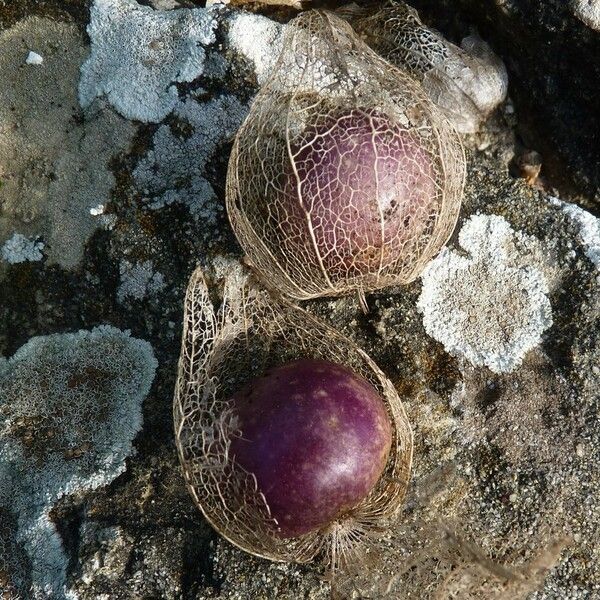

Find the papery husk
[[173, 264, 413, 565], [226, 10, 465, 301], [343, 0, 508, 134]]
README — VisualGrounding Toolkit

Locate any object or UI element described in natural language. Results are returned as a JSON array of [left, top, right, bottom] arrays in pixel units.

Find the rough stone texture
[[410, 0, 600, 207], [0, 1, 599, 599], [0, 16, 135, 270]]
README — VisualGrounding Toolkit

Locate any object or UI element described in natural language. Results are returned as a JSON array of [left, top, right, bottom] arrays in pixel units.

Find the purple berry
[[229, 358, 392, 538]]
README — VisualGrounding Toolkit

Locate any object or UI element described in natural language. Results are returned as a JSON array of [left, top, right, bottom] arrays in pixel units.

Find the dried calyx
[[226, 10, 465, 303], [344, 0, 508, 134], [173, 264, 412, 565]]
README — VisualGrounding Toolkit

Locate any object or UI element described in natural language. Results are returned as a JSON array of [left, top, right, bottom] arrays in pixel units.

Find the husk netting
[[173, 264, 413, 564], [226, 10, 465, 301], [345, 0, 508, 133]]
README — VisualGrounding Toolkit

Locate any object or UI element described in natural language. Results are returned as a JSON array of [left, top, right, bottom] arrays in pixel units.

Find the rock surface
[[410, 0, 600, 208], [0, 326, 157, 598], [0, 16, 135, 269], [0, 1, 599, 599]]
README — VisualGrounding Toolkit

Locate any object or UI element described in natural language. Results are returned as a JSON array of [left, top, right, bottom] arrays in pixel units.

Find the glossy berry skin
[[229, 358, 392, 538], [284, 109, 436, 278]]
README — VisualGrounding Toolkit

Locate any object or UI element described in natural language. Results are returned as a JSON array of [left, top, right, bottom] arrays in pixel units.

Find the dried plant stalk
[[207, 0, 303, 8], [226, 10, 465, 302], [344, 0, 508, 133], [173, 264, 413, 564]]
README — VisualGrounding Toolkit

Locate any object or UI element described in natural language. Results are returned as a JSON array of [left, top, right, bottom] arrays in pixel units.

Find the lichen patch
[[79, 0, 218, 123], [418, 214, 553, 373]]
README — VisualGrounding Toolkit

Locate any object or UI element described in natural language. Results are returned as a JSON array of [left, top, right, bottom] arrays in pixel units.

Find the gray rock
[[409, 0, 600, 206], [0, 17, 135, 270]]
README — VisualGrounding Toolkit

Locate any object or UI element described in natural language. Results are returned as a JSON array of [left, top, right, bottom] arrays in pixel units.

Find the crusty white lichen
[[1, 233, 44, 264], [79, 0, 218, 122], [134, 95, 247, 221], [118, 259, 166, 302], [25, 51, 43, 65], [417, 214, 552, 373], [0, 509, 31, 600], [0, 326, 157, 599], [551, 196, 600, 270], [226, 12, 283, 85]]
